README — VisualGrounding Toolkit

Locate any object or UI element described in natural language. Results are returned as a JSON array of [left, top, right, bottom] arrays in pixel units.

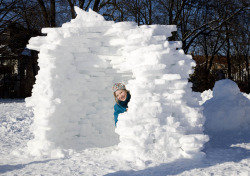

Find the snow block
[[26, 6, 208, 165]]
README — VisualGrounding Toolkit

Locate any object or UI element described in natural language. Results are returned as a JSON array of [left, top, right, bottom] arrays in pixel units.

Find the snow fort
[[26, 7, 209, 164]]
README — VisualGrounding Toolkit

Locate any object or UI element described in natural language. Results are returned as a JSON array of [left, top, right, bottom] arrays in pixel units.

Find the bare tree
[[1, 0, 249, 95], [37, 0, 56, 27], [66, 0, 92, 19], [0, 0, 19, 34], [230, 13, 250, 92], [37, 0, 50, 27]]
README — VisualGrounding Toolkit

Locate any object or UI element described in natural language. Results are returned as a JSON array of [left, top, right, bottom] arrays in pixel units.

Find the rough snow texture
[[199, 89, 213, 105], [1, 99, 250, 176], [0, 99, 34, 162], [26, 7, 208, 164], [203, 79, 250, 133]]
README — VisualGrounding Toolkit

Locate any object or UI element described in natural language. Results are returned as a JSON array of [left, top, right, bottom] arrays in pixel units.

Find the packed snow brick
[[26, 7, 208, 165]]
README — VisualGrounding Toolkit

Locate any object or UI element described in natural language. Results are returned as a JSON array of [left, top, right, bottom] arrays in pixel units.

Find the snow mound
[[203, 79, 250, 132], [26, 7, 208, 165], [213, 79, 240, 97]]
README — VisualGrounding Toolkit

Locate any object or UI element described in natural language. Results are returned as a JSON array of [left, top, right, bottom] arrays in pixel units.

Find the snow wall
[[26, 7, 208, 164]]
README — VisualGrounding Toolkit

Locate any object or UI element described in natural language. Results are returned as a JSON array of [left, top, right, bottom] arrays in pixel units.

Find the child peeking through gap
[[112, 83, 131, 126]]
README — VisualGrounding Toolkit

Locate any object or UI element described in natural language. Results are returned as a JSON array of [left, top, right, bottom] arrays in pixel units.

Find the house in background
[[0, 23, 38, 98]]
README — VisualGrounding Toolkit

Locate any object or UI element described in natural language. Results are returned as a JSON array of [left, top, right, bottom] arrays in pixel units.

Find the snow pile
[[199, 89, 213, 105], [26, 7, 208, 164], [203, 79, 250, 132]]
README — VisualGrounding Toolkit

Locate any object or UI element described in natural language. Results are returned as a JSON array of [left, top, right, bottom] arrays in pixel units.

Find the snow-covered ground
[[6, 8, 248, 175], [1, 80, 250, 176]]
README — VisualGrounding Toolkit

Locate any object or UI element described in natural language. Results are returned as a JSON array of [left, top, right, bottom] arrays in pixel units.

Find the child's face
[[115, 90, 127, 101]]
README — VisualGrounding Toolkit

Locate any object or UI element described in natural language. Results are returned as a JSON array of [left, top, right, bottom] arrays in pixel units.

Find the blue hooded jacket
[[114, 92, 131, 126]]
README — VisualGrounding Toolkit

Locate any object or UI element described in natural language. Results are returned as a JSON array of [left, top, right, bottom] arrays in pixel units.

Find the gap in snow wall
[[26, 7, 208, 163]]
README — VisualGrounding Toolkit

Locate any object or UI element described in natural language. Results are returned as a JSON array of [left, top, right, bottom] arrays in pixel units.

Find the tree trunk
[[50, 0, 56, 27], [37, 0, 50, 27], [136, 0, 140, 25], [245, 52, 250, 93], [67, 0, 76, 19], [93, 0, 100, 12], [226, 29, 232, 79], [79, 0, 85, 9], [149, 0, 152, 25], [169, 0, 174, 24]]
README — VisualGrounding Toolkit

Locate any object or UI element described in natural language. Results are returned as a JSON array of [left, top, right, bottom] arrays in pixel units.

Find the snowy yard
[[1, 93, 250, 176], [1, 7, 250, 176]]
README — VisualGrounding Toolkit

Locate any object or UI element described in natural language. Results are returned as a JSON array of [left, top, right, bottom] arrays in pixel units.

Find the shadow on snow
[[0, 160, 53, 174], [105, 130, 250, 176]]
